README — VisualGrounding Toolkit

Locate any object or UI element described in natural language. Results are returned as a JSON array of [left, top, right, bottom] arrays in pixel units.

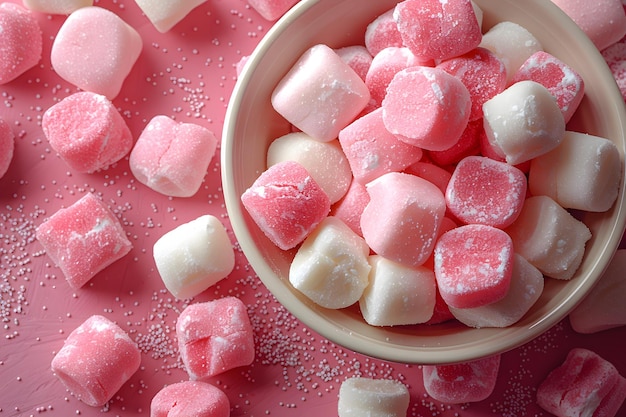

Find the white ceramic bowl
[[222, 0, 626, 364]]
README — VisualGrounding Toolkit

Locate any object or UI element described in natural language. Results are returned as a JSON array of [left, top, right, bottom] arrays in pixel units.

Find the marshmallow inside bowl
[[222, 0, 626, 364]]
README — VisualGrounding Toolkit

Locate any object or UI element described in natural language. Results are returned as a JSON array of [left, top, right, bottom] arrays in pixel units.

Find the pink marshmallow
[[0, 3, 42, 85], [241, 160, 331, 250], [150, 381, 230, 417], [35, 193, 132, 289], [22, 0, 92, 14], [424, 287, 455, 325], [134, 0, 208, 33], [361, 172, 446, 267], [42, 92, 133, 173], [51, 6, 142, 99], [51, 315, 141, 407], [0, 118, 15, 179], [423, 354, 501, 404], [393, 0, 482, 61], [382, 66, 471, 151], [129, 115, 217, 198], [338, 108, 423, 184], [404, 161, 452, 197], [246, 0, 299, 21], [364, 8, 404, 56], [426, 118, 482, 167], [330, 179, 370, 237], [602, 37, 626, 102], [176, 297, 255, 380], [594, 375, 626, 417], [434, 224, 514, 309], [334, 45, 373, 82]]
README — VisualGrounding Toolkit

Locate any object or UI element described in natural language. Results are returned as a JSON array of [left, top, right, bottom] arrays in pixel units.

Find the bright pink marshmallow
[[434, 224, 514, 309], [0, 3, 42, 85], [427, 119, 483, 167], [176, 297, 255, 380], [42, 92, 133, 173], [382, 66, 471, 151], [241, 160, 331, 250], [130, 115, 217, 198], [51, 6, 142, 99], [330, 179, 370, 237], [150, 381, 230, 417], [602, 37, 626, 102], [423, 355, 501, 404], [334, 45, 373, 82], [0, 118, 15, 179], [35, 193, 132, 289], [247, 0, 299, 21], [364, 8, 404, 56], [393, 0, 482, 61], [51, 315, 141, 407]]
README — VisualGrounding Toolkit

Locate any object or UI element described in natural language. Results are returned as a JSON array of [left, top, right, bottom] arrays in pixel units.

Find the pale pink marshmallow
[[235, 55, 250, 77], [22, 0, 92, 14], [289, 216, 371, 309], [176, 297, 255, 380], [334, 45, 373, 82], [42, 92, 133, 173], [330, 179, 370, 237], [130, 115, 217, 198], [35, 193, 132, 289], [271, 44, 370, 142], [359, 255, 436, 326], [427, 118, 482, 167], [438, 47, 507, 121], [364, 8, 404, 56], [550, 0, 626, 51], [382, 66, 471, 151], [0, 118, 15, 179], [512, 51, 584, 123], [422, 355, 501, 404], [361, 172, 446, 267], [134, 0, 207, 33], [450, 254, 544, 328], [241, 160, 331, 250], [602, 37, 626, 102], [445, 156, 527, 229], [434, 224, 514, 309], [483, 80, 565, 165], [393, 0, 482, 61], [529, 131, 621, 213], [404, 161, 452, 197], [338, 377, 410, 417], [537, 348, 623, 417], [479, 21, 543, 84], [595, 375, 626, 417], [153, 215, 235, 300], [150, 381, 230, 417], [0, 3, 42, 84], [569, 249, 626, 334], [247, 0, 299, 21], [505, 195, 591, 280], [51, 6, 142, 100], [267, 132, 352, 204], [51, 315, 141, 407], [338, 108, 423, 185]]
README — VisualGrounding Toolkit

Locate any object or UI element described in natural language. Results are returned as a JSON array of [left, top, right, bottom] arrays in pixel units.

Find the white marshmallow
[[338, 377, 409, 417], [23, 0, 92, 14], [134, 0, 208, 33]]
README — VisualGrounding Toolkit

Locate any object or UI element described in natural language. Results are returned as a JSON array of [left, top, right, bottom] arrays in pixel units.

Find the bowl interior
[[222, 0, 626, 364]]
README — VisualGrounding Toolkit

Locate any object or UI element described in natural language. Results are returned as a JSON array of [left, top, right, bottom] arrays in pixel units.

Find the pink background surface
[[1, 0, 625, 416]]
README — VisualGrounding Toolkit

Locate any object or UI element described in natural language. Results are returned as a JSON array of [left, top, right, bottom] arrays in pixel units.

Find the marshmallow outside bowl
[[221, 0, 626, 365]]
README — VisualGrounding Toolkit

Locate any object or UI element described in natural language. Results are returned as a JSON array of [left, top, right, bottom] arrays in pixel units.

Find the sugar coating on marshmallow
[[382, 66, 471, 151], [450, 254, 544, 328], [338, 377, 410, 417], [246, 0, 299, 21], [569, 249, 626, 334], [445, 156, 527, 228], [483, 80, 565, 165], [361, 172, 446, 267], [150, 381, 230, 417], [602, 37, 626, 102], [537, 348, 624, 417], [0, 118, 15, 179], [289, 216, 371, 309], [404, 161, 452, 196], [359, 255, 436, 326], [51, 315, 141, 407], [0, 3, 42, 85], [529, 131, 621, 213], [153, 215, 235, 300], [271, 44, 370, 142], [434, 224, 514, 309], [334, 45, 373, 82], [364, 8, 404, 56], [393, 0, 482, 61], [42, 92, 133, 173], [134, 0, 207, 32], [22, 0, 92, 14], [338, 108, 423, 185], [130, 115, 217, 197], [267, 132, 352, 204], [330, 180, 370, 237], [176, 297, 255, 380], [505, 195, 591, 280], [365, 46, 424, 107], [422, 355, 501, 404], [51, 6, 142, 99], [241, 160, 331, 250], [35, 193, 132, 289], [427, 118, 482, 167]]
